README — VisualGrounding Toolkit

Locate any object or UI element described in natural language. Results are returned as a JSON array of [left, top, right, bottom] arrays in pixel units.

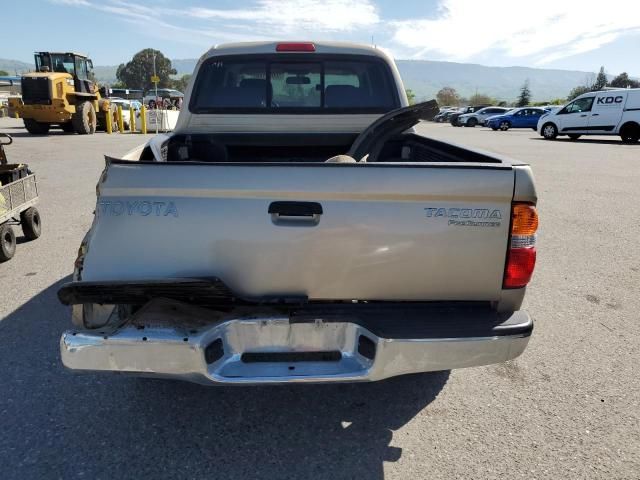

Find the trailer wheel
[[0, 224, 16, 262], [23, 119, 50, 135], [72, 101, 97, 135], [21, 207, 42, 240]]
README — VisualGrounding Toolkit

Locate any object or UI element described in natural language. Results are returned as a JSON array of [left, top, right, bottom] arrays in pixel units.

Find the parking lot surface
[[0, 117, 638, 479]]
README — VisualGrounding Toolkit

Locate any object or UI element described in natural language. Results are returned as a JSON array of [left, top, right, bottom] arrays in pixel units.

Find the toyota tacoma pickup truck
[[59, 42, 538, 385]]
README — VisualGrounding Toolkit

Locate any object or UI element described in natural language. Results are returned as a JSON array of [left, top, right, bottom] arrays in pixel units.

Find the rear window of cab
[[189, 54, 400, 114]]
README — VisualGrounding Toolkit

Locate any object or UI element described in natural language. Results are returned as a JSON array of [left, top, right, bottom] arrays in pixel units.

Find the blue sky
[[3, 0, 640, 75]]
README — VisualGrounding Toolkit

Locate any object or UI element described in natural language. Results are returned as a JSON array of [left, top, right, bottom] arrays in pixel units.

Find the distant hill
[[0, 58, 32, 75], [165, 58, 608, 102], [161, 58, 605, 102], [395, 60, 605, 102], [1, 56, 626, 102], [171, 59, 199, 76]]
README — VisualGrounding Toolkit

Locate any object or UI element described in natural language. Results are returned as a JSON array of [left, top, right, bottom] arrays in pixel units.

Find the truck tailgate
[[82, 161, 514, 302]]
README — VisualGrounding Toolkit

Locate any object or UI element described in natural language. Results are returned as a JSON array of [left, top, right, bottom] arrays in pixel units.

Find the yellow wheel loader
[[10, 52, 114, 135]]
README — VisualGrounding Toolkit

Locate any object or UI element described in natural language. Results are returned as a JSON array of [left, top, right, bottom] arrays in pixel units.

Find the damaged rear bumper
[[60, 302, 532, 385]]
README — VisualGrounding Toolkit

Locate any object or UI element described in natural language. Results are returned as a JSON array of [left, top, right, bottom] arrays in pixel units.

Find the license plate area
[[241, 351, 342, 363]]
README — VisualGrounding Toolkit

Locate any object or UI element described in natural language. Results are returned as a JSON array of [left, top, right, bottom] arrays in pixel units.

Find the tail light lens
[[503, 203, 538, 288]]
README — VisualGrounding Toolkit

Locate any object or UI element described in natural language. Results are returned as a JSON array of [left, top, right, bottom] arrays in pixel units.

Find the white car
[[458, 107, 511, 127], [538, 88, 640, 142], [108, 98, 141, 129]]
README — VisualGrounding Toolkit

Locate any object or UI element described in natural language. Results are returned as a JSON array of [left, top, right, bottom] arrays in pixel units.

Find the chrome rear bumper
[[60, 304, 532, 385]]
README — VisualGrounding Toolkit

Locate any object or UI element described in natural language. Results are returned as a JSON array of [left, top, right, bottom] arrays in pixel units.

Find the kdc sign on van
[[597, 96, 623, 105]]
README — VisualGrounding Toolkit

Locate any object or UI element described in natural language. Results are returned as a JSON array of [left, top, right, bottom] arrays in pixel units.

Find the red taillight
[[276, 42, 316, 52], [503, 202, 538, 289], [504, 247, 536, 288]]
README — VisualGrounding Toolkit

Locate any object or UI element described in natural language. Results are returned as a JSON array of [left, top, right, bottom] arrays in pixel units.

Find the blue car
[[486, 107, 549, 131]]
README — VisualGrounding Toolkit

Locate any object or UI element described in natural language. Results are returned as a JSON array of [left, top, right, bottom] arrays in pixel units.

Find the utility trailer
[[0, 134, 42, 261]]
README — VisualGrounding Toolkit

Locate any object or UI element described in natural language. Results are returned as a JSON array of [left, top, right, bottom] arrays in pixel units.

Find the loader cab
[[34, 52, 95, 94]]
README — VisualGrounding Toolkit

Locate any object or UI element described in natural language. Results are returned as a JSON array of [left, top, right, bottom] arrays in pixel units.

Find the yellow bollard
[[129, 107, 135, 133], [117, 105, 124, 133], [105, 109, 113, 134], [140, 105, 147, 134], [14, 112, 19, 119]]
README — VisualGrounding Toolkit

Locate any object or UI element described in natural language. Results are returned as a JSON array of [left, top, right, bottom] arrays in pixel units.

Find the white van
[[537, 88, 640, 142]]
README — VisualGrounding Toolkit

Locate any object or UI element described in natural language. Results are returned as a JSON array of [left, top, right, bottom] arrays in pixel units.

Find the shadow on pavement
[[530, 137, 639, 146], [0, 277, 449, 480], [1, 131, 72, 138]]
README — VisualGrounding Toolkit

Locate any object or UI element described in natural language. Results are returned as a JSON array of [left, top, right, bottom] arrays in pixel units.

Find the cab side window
[[75, 59, 89, 80], [563, 97, 594, 114]]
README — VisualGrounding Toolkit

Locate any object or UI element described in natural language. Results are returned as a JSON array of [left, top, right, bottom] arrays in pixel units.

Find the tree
[[532, 98, 565, 106], [436, 87, 459, 107], [172, 74, 191, 93], [0, 70, 9, 76], [108, 81, 127, 89], [609, 72, 640, 89], [516, 80, 531, 107], [567, 85, 591, 101], [592, 66, 607, 90], [116, 48, 176, 91], [469, 93, 493, 106], [405, 89, 416, 105]]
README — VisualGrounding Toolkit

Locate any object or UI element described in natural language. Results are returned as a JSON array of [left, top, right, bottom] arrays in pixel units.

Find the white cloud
[[184, 0, 380, 33], [50, 0, 379, 48], [391, 0, 640, 64], [51, 0, 91, 5]]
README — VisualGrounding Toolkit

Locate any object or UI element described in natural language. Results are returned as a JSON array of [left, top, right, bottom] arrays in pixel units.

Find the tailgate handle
[[269, 201, 322, 226]]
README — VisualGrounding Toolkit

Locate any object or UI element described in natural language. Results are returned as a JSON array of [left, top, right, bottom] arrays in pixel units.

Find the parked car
[[486, 107, 549, 131], [59, 41, 537, 386], [450, 105, 490, 126], [440, 109, 461, 123], [537, 88, 640, 142], [433, 108, 458, 123], [458, 107, 511, 127], [108, 98, 141, 129]]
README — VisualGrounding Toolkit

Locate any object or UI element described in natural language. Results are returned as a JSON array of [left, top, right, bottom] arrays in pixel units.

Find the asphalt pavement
[[0, 117, 638, 479]]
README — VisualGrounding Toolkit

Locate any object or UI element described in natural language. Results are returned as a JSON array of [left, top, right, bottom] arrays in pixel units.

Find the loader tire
[[72, 101, 97, 135], [23, 119, 50, 135], [97, 104, 116, 132], [20, 207, 42, 240], [0, 224, 16, 262]]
